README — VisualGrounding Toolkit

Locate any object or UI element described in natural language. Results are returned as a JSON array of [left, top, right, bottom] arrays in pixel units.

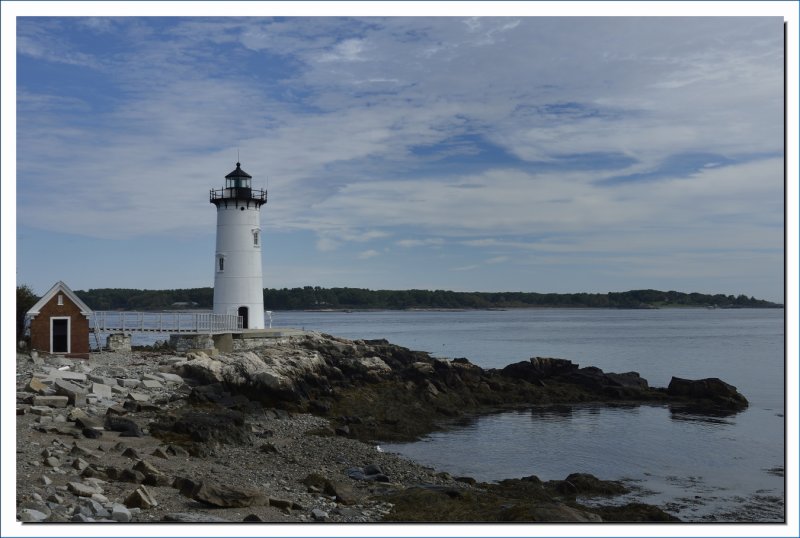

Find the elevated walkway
[[91, 311, 243, 335]]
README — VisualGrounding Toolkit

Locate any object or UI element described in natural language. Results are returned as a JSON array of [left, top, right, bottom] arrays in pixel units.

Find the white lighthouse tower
[[210, 162, 267, 329]]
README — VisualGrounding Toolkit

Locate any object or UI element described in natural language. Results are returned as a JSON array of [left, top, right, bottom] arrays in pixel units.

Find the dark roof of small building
[[225, 162, 252, 179]]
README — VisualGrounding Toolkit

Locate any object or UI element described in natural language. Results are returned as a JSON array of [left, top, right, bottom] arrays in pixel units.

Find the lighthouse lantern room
[[210, 162, 267, 329]]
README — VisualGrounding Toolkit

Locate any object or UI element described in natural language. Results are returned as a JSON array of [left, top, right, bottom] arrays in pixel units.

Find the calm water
[[124, 307, 785, 521], [271, 308, 785, 522]]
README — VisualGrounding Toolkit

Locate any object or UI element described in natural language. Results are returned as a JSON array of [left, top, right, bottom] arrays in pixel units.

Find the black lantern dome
[[210, 162, 267, 208]]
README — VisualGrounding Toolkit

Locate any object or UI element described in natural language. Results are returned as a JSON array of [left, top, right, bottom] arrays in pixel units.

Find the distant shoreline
[[299, 305, 784, 312], [67, 286, 783, 312]]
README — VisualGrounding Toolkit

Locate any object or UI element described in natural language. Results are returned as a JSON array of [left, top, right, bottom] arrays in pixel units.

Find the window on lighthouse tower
[[253, 230, 259, 247], [218, 256, 224, 272]]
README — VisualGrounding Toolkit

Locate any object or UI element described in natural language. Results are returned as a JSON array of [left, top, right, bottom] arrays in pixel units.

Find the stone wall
[[231, 336, 295, 351], [169, 334, 216, 354], [106, 333, 132, 352]]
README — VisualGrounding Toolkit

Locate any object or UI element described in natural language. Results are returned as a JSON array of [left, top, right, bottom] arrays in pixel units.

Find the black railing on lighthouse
[[210, 187, 268, 203]]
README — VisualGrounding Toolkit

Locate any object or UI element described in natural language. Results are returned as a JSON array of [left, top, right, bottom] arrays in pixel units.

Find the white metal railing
[[91, 311, 243, 334]]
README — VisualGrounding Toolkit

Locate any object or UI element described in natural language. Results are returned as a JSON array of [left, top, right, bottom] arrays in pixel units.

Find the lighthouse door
[[238, 307, 249, 329]]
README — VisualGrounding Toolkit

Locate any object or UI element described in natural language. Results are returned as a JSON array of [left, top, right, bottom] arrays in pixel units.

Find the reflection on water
[[668, 410, 735, 426], [384, 404, 784, 522]]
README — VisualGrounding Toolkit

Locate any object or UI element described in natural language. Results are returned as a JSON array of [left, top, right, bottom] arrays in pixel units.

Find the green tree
[[17, 284, 39, 346]]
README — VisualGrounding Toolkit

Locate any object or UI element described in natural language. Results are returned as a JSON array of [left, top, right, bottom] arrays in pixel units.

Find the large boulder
[[500, 357, 578, 382], [177, 349, 327, 404], [562, 367, 649, 398], [180, 480, 268, 508], [667, 377, 748, 410]]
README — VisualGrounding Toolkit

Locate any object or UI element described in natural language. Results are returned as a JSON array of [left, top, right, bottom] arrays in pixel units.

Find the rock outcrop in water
[[173, 332, 748, 442]]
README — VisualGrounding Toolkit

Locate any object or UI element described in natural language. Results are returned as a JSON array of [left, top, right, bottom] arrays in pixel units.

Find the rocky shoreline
[[16, 331, 749, 523]]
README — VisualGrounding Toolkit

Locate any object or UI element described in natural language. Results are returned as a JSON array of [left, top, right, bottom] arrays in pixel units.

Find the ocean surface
[[124, 308, 785, 522], [274, 307, 785, 522]]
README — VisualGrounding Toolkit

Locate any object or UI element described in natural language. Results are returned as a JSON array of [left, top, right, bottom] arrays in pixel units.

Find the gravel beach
[[15, 348, 476, 523]]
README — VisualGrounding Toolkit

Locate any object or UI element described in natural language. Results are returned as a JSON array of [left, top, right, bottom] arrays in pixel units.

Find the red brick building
[[26, 281, 92, 357]]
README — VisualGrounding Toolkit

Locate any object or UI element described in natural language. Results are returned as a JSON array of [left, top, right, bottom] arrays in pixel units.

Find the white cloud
[[486, 256, 509, 264], [316, 38, 368, 63], [358, 249, 380, 260]]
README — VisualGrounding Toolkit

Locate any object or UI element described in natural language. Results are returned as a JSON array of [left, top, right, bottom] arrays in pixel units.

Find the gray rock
[[91, 383, 114, 399], [111, 504, 132, 522], [121, 447, 140, 459], [141, 379, 164, 390], [17, 392, 36, 404], [118, 379, 141, 389], [106, 404, 127, 415], [118, 469, 146, 484], [19, 500, 51, 518], [188, 481, 268, 508], [124, 486, 158, 509], [157, 372, 185, 384], [18, 508, 48, 522], [44, 457, 60, 468], [133, 459, 162, 475], [88, 374, 117, 386], [90, 493, 109, 503], [54, 379, 87, 406], [32, 396, 69, 408], [76, 415, 104, 431], [127, 392, 150, 402], [104, 416, 144, 437], [142, 373, 164, 382], [67, 407, 89, 422], [68, 481, 103, 497], [268, 498, 297, 511], [327, 481, 359, 505], [311, 508, 329, 521], [70, 443, 95, 458], [30, 405, 55, 415], [79, 497, 110, 518], [44, 368, 87, 382], [72, 458, 89, 471]]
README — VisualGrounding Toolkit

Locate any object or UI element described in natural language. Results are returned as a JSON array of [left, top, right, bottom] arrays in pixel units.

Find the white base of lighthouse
[[212, 204, 265, 330]]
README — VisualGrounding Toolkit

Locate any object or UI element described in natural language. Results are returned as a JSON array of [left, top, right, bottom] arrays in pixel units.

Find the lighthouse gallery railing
[[91, 311, 243, 334]]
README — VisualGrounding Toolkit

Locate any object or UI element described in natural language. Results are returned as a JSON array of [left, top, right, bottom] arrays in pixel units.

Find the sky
[[8, 7, 789, 302]]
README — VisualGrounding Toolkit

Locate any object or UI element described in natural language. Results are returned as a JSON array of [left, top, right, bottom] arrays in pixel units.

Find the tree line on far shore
[[60, 286, 781, 311]]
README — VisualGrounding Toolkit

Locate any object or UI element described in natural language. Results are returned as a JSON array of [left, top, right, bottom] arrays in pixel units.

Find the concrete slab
[[32, 396, 69, 408], [91, 383, 114, 399]]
